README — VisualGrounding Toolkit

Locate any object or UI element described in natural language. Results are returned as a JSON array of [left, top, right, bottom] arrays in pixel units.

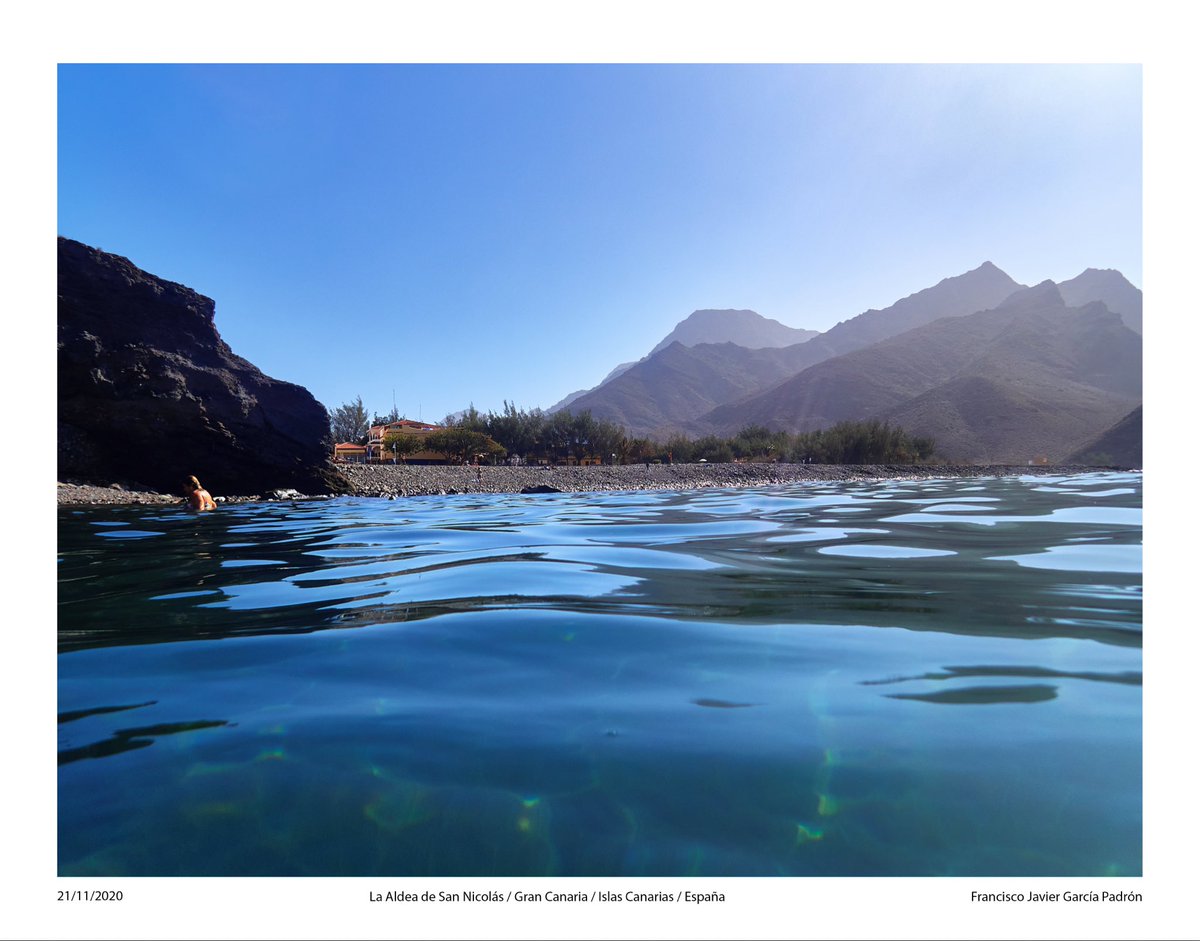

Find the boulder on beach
[[58, 237, 349, 496]]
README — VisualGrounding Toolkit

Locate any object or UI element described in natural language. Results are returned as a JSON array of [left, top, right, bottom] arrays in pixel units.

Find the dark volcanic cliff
[[58, 237, 348, 496]]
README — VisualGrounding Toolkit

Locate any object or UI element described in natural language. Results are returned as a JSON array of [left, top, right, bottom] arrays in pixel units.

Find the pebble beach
[[56, 461, 1117, 505]]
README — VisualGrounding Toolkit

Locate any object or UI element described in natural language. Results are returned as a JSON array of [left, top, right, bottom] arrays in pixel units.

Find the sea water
[[57, 472, 1142, 876]]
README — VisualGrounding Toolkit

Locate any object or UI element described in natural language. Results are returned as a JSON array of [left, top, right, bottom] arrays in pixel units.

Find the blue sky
[[58, 63, 1141, 424]]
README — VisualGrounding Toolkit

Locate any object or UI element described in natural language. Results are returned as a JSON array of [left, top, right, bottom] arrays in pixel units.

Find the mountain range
[[548, 308, 818, 413], [548, 262, 1142, 464]]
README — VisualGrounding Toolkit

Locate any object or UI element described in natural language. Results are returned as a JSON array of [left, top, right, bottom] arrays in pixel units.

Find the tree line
[[329, 397, 937, 466]]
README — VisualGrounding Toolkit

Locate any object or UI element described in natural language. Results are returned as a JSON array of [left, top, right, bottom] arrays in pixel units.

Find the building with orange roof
[[333, 442, 368, 463]]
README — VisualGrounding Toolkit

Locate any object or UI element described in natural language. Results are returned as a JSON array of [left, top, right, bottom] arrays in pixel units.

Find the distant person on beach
[[184, 475, 217, 511]]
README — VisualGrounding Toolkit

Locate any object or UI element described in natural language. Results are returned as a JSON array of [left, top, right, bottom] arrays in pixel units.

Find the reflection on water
[[58, 718, 231, 766], [58, 472, 1141, 876], [883, 683, 1060, 705]]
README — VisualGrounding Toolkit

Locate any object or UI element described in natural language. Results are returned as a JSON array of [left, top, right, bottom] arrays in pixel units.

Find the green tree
[[371, 406, 402, 426], [628, 438, 657, 463], [329, 396, 371, 444], [445, 404, 487, 434], [545, 410, 575, 464], [426, 428, 506, 464], [692, 435, 735, 463], [784, 420, 933, 465], [913, 435, 936, 462], [477, 436, 508, 464], [664, 433, 694, 464], [383, 431, 426, 463], [732, 424, 788, 461], [568, 410, 599, 463], [485, 401, 545, 463], [591, 418, 625, 465]]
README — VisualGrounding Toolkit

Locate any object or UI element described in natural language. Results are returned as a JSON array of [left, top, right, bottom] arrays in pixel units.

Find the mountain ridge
[[548, 306, 818, 414], [561, 339, 835, 441], [563, 262, 1028, 438], [694, 283, 1140, 462], [1056, 267, 1142, 334], [542, 260, 1141, 464], [648, 308, 819, 356]]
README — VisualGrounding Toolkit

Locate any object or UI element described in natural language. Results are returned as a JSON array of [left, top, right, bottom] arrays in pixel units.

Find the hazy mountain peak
[[930, 260, 1005, 288], [816, 261, 1023, 356], [1072, 266, 1131, 280], [551, 308, 820, 413], [1059, 268, 1139, 298], [953, 260, 1004, 281], [1057, 268, 1141, 333], [649, 308, 818, 356], [997, 279, 1065, 311]]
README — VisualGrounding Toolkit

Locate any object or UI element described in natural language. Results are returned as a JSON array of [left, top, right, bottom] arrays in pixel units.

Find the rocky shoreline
[[56, 462, 1127, 506]]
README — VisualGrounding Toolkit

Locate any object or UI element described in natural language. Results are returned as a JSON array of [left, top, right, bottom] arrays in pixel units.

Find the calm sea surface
[[58, 472, 1141, 876]]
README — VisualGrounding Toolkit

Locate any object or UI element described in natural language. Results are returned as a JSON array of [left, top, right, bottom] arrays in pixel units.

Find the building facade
[[366, 419, 444, 464]]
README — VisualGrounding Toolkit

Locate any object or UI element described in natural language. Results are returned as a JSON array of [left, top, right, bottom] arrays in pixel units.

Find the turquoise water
[[58, 472, 1141, 876]]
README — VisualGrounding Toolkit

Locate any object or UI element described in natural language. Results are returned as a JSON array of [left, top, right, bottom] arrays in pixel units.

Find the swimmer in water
[[184, 475, 217, 511]]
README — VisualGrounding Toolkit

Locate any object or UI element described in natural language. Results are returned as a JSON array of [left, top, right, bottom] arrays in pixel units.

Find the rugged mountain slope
[[562, 340, 831, 439], [1057, 268, 1142, 334], [882, 373, 1134, 464], [697, 281, 1057, 434], [815, 261, 1024, 356], [58, 237, 348, 495], [548, 360, 638, 413], [549, 308, 817, 414], [1064, 405, 1143, 467], [696, 281, 1141, 462]]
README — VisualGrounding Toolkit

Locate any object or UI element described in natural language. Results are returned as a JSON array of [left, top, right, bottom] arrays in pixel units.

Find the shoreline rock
[[58, 237, 348, 497], [57, 462, 1134, 506]]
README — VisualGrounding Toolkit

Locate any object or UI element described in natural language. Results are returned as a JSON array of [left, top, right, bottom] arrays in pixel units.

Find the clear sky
[[57, 63, 1141, 424]]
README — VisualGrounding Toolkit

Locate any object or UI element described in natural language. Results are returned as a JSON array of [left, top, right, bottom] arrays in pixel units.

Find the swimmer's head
[[185, 475, 203, 492]]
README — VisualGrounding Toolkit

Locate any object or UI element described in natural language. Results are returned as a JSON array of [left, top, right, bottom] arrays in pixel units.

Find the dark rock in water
[[58, 237, 349, 496], [520, 484, 563, 494]]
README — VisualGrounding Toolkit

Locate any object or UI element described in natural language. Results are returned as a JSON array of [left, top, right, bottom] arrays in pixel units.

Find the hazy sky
[[57, 63, 1141, 423]]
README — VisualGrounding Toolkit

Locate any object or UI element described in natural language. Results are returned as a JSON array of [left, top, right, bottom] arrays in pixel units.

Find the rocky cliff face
[[58, 237, 349, 496]]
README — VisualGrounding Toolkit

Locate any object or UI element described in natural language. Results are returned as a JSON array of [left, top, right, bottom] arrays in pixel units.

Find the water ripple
[[59, 473, 1142, 654], [58, 473, 1142, 877]]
